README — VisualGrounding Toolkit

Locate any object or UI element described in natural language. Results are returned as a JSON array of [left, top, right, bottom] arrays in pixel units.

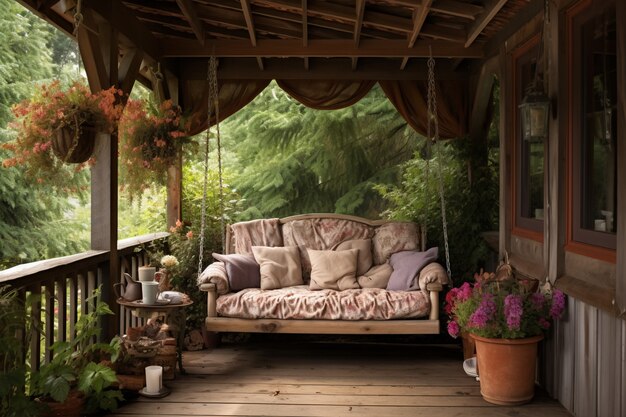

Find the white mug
[[138, 266, 156, 282], [141, 281, 160, 305]]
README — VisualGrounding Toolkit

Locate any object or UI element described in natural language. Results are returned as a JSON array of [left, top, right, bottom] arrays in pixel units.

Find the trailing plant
[[30, 287, 123, 413], [118, 98, 190, 199], [2, 80, 123, 192]]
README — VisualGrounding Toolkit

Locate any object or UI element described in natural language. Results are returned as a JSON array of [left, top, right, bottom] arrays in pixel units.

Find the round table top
[[116, 297, 193, 310]]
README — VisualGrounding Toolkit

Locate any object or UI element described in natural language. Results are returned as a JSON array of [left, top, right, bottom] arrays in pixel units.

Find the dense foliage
[[221, 82, 419, 219], [378, 109, 500, 282], [0, 0, 89, 269]]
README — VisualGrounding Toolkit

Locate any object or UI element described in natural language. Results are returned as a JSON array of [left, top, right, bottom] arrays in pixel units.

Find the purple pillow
[[386, 247, 439, 291], [212, 253, 260, 291]]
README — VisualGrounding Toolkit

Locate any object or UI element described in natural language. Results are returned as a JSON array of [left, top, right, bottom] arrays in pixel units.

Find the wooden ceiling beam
[[302, 0, 307, 46], [162, 38, 484, 58], [175, 0, 206, 44], [118, 49, 144, 95], [354, 0, 365, 46], [240, 0, 258, 46], [431, 0, 483, 20], [464, 0, 507, 48], [401, 0, 432, 70], [420, 24, 465, 43], [84, 0, 161, 61], [256, 56, 265, 70], [179, 57, 468, 80]]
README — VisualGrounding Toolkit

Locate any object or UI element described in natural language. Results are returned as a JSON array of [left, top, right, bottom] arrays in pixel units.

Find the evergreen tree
[[220, 82, 419, 219], [0, 1, 87, 269]]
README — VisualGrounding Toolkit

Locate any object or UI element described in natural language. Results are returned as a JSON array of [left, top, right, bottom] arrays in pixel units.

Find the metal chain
[[197, 59, 213, 277], [427, 51, 452, 279], [209, 57, 226, 252], [72, 0, 83, 36]]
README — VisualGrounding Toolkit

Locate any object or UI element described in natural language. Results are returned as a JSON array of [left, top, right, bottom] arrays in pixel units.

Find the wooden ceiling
[[19, 0, 540, 81]]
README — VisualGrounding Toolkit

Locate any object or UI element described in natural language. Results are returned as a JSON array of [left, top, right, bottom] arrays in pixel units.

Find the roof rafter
[[465, 0, 507, 48], [352, 0, 366, 71], [401, 0, 433, 70], [302, 0, 307, 46], [240, 0, 257, 45], [175, 0, 206, 44]]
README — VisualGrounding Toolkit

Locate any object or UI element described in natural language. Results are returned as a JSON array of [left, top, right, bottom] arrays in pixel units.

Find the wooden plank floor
[[108, 335, 572, 417]]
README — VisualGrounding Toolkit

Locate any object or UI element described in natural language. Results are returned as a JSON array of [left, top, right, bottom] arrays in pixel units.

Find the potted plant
[[30, 287, 124, 417], [118, 98, 189, 198], [2, 80, 123, 191], [446, 274, 566, 405]]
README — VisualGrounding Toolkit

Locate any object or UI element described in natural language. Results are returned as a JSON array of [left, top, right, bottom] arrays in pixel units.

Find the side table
[[117, 297, 193, 374]]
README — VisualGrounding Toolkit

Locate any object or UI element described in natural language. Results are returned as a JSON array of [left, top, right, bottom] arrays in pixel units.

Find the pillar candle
[[145, 365, 162, 394]]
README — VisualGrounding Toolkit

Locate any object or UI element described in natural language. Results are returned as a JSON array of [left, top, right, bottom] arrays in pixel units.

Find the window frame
[[511, 33, 544, 241], [566, 0, 617, 261]]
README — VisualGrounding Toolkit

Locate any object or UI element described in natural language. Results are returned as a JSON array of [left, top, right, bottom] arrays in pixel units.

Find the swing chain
[[72, 0, 83, 36], [427, 50, 452, 279], [209, 57, 226, 252]]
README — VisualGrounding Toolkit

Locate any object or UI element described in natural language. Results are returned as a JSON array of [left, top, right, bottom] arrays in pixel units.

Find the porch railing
[[0, 232, 168, 373]]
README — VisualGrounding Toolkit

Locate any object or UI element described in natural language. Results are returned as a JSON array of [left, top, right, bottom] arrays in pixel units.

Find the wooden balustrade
[[0, 232, 168, 373]]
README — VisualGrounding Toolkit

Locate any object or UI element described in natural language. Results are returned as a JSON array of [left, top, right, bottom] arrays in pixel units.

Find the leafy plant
[[445, 276, 566, 339], [30, 287, 123, 413], [0, 286, 39, 417], [118, 98, 190, 199]]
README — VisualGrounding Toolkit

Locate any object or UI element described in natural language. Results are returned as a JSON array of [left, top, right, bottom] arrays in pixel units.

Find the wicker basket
[[152, 345, 177, 380]]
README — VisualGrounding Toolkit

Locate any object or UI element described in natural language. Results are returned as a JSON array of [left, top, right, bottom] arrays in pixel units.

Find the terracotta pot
[[37, 390, 85, 417], [52, 121, 97, 163], [471, 333, 543, 405]]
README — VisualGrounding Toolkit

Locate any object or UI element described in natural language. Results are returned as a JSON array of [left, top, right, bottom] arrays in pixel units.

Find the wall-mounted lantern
[[519, 82, 550, 142]]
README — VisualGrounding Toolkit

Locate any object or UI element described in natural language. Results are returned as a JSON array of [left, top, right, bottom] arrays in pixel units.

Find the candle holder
[[139, 365, 171, 398]]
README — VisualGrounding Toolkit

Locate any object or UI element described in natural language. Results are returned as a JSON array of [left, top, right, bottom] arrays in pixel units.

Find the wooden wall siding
[[545, 296, 626, 417], [509, 235, 544, 279]]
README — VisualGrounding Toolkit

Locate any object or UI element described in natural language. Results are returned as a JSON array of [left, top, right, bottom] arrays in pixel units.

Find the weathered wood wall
[[543, 296, 626, 417]]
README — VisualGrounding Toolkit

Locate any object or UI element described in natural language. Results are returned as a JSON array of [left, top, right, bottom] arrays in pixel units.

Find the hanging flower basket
[[52, 118, 97, 163]]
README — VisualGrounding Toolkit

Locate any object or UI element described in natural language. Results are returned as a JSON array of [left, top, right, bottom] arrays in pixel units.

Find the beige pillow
[[252, 246, 303, 290], [357, 263, 393, 289], [308, 248, 360, 291], [333, 239, 373, 276]]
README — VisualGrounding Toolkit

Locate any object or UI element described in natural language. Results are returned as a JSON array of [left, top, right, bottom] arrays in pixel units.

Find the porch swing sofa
[[198, 213, 449, 335]]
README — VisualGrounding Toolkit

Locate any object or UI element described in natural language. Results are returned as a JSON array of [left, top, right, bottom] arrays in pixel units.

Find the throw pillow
[[212, 253, 260, 291], [251, 246, 303, 290], [357, 263, 393, 289], [308, 248, 360, 291], [386, 247, 439, 291], [333, 239, 373, 276]]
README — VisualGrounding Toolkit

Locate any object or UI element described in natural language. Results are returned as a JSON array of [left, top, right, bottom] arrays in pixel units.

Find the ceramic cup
[[594, 219, 607, 232], [141, 281, 160, 305], [138, 266, 156, 282]]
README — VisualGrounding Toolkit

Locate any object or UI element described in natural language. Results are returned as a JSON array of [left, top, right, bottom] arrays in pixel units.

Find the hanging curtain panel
[[379, 80, 469, 140], [276, 80, 376, 110]]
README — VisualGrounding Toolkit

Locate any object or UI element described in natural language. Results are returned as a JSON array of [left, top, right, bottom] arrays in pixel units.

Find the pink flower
[[550, 290, 566, 319], [186, 230, 193, 240], [175, 219, 183, 228], [504, 294, 523, 331], [447, 321, 460, 338]]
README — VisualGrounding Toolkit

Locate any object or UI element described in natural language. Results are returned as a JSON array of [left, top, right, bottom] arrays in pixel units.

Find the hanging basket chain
[[72, 0, 83, 36], [427, 51, 452, 279]]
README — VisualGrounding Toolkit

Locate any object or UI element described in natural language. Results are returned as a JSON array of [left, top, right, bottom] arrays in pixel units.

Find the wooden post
[[616, 0, 626, 317], [498, 45, 511, 258]]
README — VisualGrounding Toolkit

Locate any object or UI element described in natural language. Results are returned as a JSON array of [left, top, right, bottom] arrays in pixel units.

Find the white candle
[[145, 365, 162, 394]]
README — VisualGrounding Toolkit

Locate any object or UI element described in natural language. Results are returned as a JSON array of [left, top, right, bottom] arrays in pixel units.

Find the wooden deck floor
[[108, 336, 572, 417]]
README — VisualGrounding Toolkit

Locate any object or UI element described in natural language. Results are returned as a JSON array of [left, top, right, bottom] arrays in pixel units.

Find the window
[[569, 0, 617, 252], [513, 35, 544, 237]]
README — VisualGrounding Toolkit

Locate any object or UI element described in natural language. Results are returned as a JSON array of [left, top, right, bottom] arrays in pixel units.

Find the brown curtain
[[379, 80, 468, 139], [277, 79, 375, 110], [182, 79, 271, 136]]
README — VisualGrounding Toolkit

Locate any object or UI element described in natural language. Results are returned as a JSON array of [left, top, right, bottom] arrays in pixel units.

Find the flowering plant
[[446, 274, 566, 340], [2, 80, 123, 190], [118, 99, 189, 197], [160, 255, 179, 269]]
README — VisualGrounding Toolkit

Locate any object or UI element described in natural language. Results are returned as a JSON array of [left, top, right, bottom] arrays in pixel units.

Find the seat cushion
[[216, 286, 430, 320]]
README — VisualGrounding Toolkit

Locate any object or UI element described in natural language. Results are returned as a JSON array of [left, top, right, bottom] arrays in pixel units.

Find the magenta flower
[[468, 294, 496, 328], [550, 290, 566, 319], [447, 321, 460, 338], [504, 294, 523, 330], [529, 292, 545, 310]]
